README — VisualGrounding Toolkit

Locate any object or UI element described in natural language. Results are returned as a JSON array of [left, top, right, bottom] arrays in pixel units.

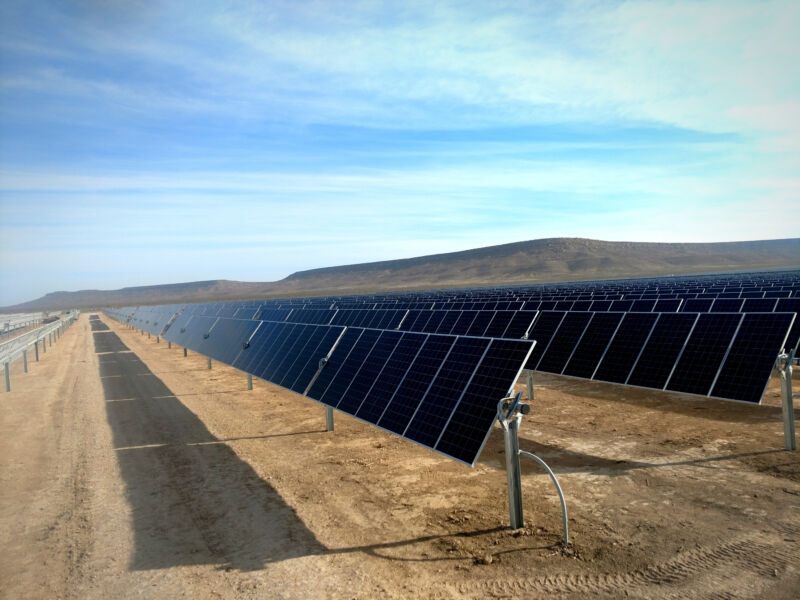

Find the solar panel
[[537, 311, 593, 374], [665, 313, 742, 396], [435, 339, 535, 464], [318, 329, 383, 406], [337, 330, 403, 414], [525, 311, 566, 369], [376, 334, 456, 435], [196, 318, 259, 366], [562, 312, 624, 379], [593, 312, 658, 384], [355, 332, 428, 424], [627, 313, 698, 389], [711, 313, 796, 403]]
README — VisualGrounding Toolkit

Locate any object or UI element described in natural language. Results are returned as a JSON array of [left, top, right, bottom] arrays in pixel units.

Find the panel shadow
[[93, 328, 325, 571]]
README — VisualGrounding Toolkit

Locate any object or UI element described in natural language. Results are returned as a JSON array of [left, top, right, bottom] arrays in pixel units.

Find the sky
[[1, 0, 798, 306]]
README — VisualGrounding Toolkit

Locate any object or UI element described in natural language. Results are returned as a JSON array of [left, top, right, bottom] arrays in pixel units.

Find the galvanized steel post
[[247, 374, 253, 390], [778, 354, 796, 451], [23, 350, 27, 373], [4, 362, 9, 392], [326, 406, 335, 431]]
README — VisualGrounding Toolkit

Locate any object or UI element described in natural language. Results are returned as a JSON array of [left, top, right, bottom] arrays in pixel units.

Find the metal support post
[[504, 413, 524, 528], [326, 406, 335, 431], [207, 357, 212, 370], [247, 374, 253, 390], [148, 332, 151, 339], [4, 363, 9, 392], [527, 370, 534, 402], [168, 341, 171, 349], [497, 394, 570, 543], [184, 347, 187, 357], [42, 337, 46, 353], [156, 336, 160, 343], [34, 341, 39, 361], [778, 353, 796, 451], [23, 350, 28, 373]]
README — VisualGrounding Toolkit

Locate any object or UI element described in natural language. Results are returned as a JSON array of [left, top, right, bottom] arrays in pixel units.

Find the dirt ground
[[1, 313, 798, 599]]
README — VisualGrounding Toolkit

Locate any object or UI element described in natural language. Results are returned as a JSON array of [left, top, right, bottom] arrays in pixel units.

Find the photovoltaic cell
[[593, 313, 658, 384], [537, 311, 593, 374], [563, 312, 624, 379], [306, 328, 363, 399], [465, 310, 494, 337], [336, 330, 403, 414], [404, 337, 490, 447], [436, 339, 534, 465], [355, 332, 427, 424], [319, 329, 382, 406], [378, 334, 455, 435], [504, 310, 538, 339], [627, 313, 698, 389], [711, 313, 795, 403], [525, 311, 566, 370], [665, 313, 742, 396], [483, 311, 515, 338], [288, 326, 346, 393]]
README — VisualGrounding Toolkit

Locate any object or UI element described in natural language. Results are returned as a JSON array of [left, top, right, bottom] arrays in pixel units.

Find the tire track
[[455, 532, 799, 597]]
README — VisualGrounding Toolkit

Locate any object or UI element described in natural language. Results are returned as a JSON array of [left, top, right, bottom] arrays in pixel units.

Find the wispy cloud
[[1, 0, 798, 305]]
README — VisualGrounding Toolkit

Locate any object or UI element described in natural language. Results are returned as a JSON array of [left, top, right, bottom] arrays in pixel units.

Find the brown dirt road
[[1, 313, 798, 599]]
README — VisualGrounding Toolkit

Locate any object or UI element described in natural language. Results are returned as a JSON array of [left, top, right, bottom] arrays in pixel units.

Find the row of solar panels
[[106, 297, 797, 405], [112, 296, 800, 361], [104, 310, 535, 466]]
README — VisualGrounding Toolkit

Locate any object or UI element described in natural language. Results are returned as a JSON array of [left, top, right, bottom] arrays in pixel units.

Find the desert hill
[[3, 237, 798, 311]]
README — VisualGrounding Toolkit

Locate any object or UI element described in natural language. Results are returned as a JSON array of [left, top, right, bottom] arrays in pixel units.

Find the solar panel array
[[103, 268, 799, 462]]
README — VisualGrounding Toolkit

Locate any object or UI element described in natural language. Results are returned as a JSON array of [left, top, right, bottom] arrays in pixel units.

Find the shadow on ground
[[94, 327, 326, 571]]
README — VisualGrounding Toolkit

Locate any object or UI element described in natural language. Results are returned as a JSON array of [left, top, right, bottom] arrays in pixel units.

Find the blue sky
[[1, 0, 798, 306]]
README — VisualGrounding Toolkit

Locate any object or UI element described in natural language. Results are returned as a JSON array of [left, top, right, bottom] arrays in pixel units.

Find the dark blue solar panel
[[504, 310, 538, 339], [336, 330, 403, 414], [537, 312, 593, 374], [450, 311, 479, 335], [318, 329, 382, 406], [627, 313, 698, 389], [434, 310, 462, 335], [378, 334, 455, 435], [710, 298, 744, 312], [404, 337, 490, 447], [563, 312, 624, 379], [776, 298, 800, 351], [421, 311, 446, 333], [196, 318, 259, 366], [289, 326, 346, 393], [742, 298, 777, 312], [355, 332, 427, 424], [654, 299, 682, 312], [483, 311, 515, 338], [610, 300, 634, 312], [306, 328, 363, 399], [465, 310, 494, 337], [589, 300, 612, 311], [631, 299, 657, 312], [711, 313, 795, 403], [436, 339, 534, 465], [525, 311, 566, 369], [593, 313, 658, 384], [683, 298, 713, 312], [258, 323, 305, 381], [279, 325, 334, 389], [665, 313, 742, 396]]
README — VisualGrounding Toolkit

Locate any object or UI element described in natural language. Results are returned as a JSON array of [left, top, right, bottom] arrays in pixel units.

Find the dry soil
[[1, 313, 798, 599]]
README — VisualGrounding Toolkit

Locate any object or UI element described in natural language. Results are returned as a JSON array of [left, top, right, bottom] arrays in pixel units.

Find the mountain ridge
[[4, 237, 798, 311]]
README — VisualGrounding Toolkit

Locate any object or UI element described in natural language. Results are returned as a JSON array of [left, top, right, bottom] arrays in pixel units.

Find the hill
[[3, 237, 798, 311]]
